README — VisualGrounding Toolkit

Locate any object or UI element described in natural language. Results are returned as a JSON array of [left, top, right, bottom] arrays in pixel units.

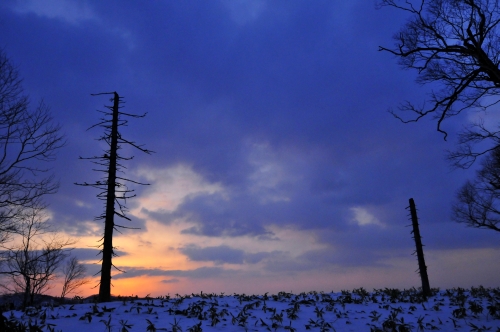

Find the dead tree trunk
[[408, 198, 431, 297], [98, 92, 119, 302], [76, 92, 153, 303]]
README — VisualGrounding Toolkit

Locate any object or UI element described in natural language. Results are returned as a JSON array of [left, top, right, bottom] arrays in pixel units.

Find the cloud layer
[[0, 0, 499, 295]]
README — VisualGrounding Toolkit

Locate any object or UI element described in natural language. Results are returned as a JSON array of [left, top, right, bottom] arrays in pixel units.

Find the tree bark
[[409, 198, 431, 297], [98, 92, 119, 302]]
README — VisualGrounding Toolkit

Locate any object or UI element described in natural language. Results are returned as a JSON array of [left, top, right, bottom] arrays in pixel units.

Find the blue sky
[[1, 0, 498, 296]]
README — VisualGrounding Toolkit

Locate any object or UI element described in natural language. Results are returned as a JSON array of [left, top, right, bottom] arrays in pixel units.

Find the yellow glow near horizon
[[36, 163, 500, 299], [42, 245, 500, 299]]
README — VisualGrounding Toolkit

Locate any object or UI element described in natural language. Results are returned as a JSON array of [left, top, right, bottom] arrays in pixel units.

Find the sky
[[0, 0, 499, 298]]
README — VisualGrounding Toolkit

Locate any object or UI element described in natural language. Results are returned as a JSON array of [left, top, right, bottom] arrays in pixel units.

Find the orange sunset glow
[[2, 0, 500, 306]]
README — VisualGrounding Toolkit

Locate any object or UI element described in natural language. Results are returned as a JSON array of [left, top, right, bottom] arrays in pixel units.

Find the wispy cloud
[[350, 206, 386, 228], [10, 0, 97, 24], [1, 0, 499, 296]]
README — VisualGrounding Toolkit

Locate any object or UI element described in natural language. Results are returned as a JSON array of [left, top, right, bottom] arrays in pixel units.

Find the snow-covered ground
[[2, 287, 500, 331]]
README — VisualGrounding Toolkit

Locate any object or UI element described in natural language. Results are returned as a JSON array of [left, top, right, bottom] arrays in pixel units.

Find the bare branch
[[380, 0, 500, 142], [453, 146, 500, 232], [0, 208, 72, 308], [60, 256, 90, 299], [0, 48, 64, 247]]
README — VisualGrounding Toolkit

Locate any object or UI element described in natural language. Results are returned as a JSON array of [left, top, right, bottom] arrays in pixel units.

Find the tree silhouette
[[60, 256, 89, 299], [408, 198, 431, 297], [1, 207, 72, 308], [379, 0, 500, 168], [0, 49, 64, 245], [77, 92, 152, 302], [453, 146, 500, 232]]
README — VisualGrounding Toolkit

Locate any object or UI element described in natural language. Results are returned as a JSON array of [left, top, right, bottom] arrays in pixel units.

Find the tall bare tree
[[380, 0, 500, 234], [379, 0, 500, 168], [0, 49, 64, 245], [453, 146, 500, 232], [77, 92, 152, 302]]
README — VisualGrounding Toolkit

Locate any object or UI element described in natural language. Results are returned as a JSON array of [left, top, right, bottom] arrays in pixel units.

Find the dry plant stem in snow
[[2, 287, 500, 331]]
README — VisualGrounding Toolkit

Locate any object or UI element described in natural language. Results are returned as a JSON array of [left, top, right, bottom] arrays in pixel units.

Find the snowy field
[[2, 287, 500, 331]]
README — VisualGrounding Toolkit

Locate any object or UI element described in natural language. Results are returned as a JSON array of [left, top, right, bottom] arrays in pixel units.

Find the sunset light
[[1, 0, 500, 310]]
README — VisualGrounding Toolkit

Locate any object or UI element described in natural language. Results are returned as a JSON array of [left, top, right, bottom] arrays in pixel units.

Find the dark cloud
[[50, 200, 148, 237], [245, 251, 274, 264], [0, 0, 497, 280], [298, 247, 395, 269], [254, 245, 395, 274], [69, 248, 129, 261], [260, 251, 319, 274], [160, 166, 355, 237], [180, 245, 245, 264], [68, 248, 102, 262], [140, 208, 174, 225], [179, 244, 274, 265], [175, 243, 387, 273], [161, 278, 180, 284], [113, 267, 239, 280], [82, 263, 101, 278]]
